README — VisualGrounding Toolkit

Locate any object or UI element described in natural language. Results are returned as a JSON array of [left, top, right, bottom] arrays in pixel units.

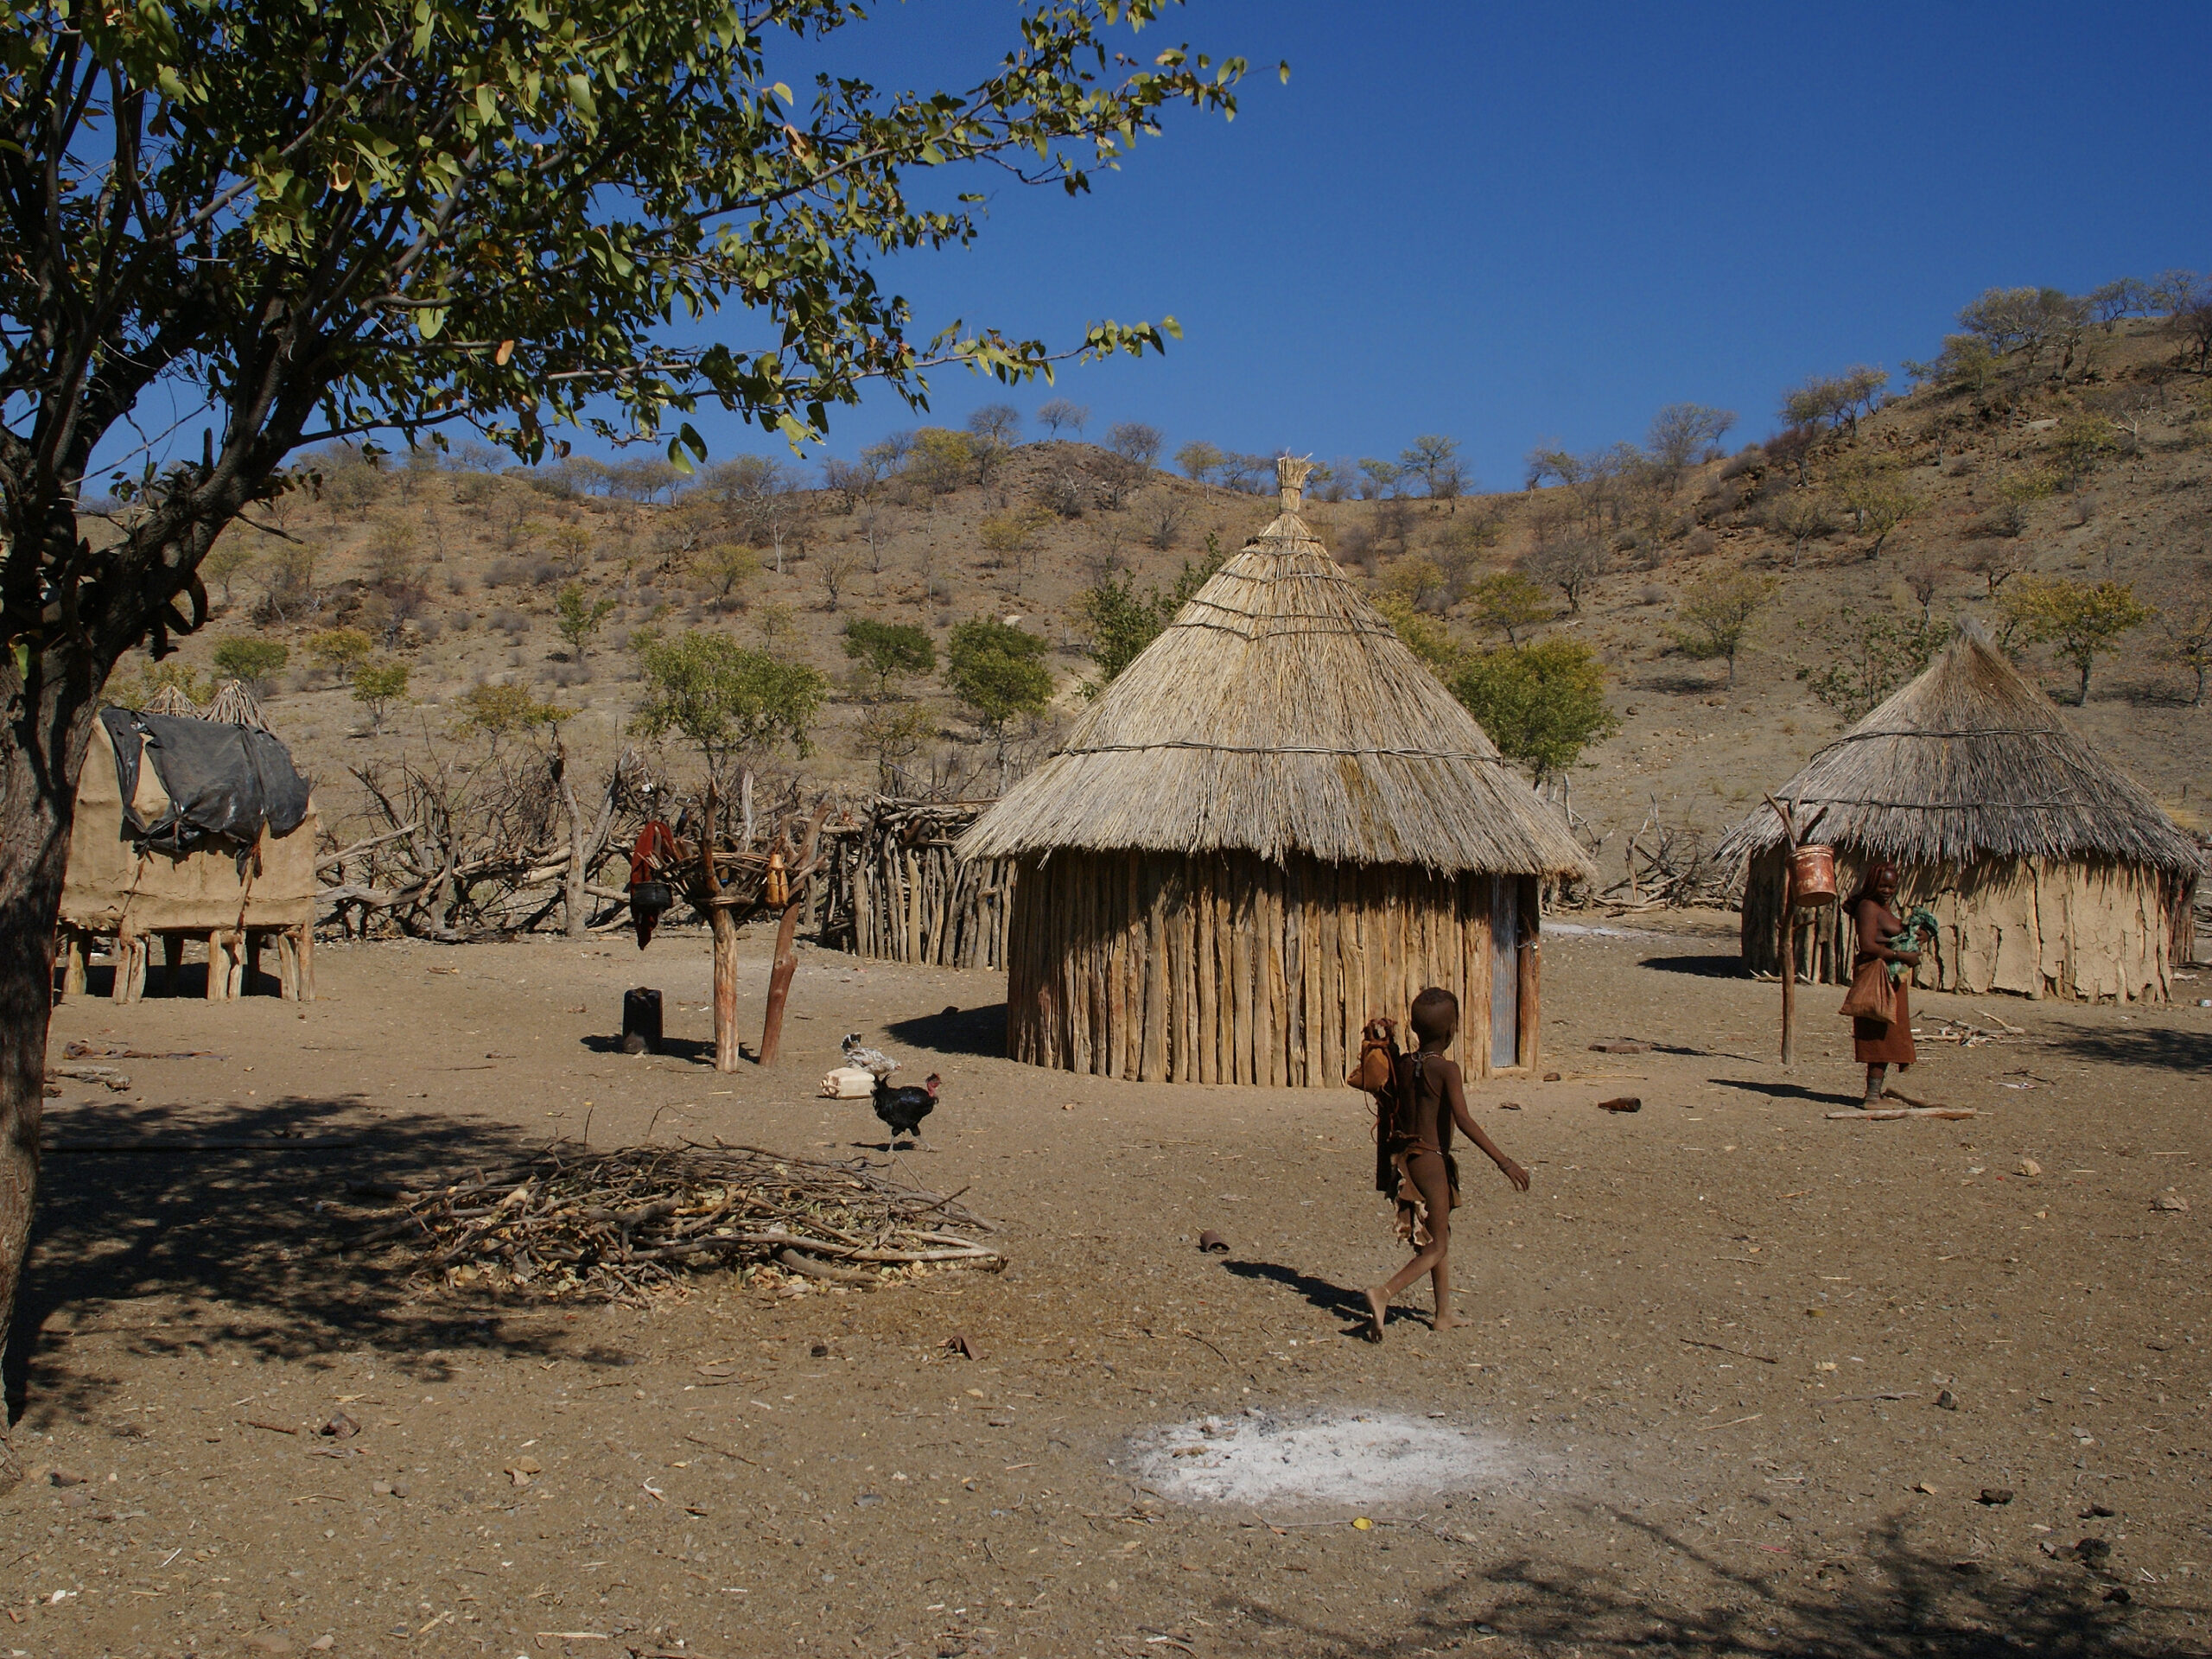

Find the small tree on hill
[[1376, 594, 1462, 679], [631, 630, 830, 785], [1036, 398, 1090, 439], [945, 616, 1054, 740], [352, 660, 411, 733], [967, 404, 1022, 448], [2000, 576, 2154, 703], [555, 584, 619, 660], [1802, 612, 1949, 721], [1075, 537, 1226, 694], [203, 537, 260, 608], [1645, 404, 1736, 491], [1449, 639, 1619, 782], [1399, 434, 1465, 500], [842, 618, 938, 700], [210, 637, 288, 695], [1829, 457, 1921, 559], [1175, 441, 1225, 497], [1466, 572, 1554, 643], [1108, 422, 1164, 468], [1669, 571, 1777, 689], [1518, 531, 1610, 613], [307, 627, 375, 681], [454, 682, 569, 739], [2157, 588, 2212, 706], [856, 703, 935, 790]]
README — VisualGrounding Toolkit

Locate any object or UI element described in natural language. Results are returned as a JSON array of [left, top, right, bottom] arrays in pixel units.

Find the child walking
[[1363, 987, 1529, 1342]]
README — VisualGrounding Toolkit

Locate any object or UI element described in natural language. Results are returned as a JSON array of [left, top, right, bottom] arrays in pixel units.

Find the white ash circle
[[1133, 1410, 1511, 1510]]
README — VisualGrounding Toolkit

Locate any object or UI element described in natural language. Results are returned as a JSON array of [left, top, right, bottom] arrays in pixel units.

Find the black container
[[621, 986, 664, 1054], [629, 880, 672, 917]]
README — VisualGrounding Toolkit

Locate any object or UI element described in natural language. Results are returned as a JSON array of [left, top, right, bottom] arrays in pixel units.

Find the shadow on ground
[[885, 1001, 1008, 1060], [1642, 954, 1749, 979], [2044, 1025, 2212, 1075], [10, 1096, 570, 1429], [1221, 1258, 1371, 1338], [1211, 1510, 2192, 1656]]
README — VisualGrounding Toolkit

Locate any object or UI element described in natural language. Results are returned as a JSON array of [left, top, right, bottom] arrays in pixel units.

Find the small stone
[[1978, 1488, 2013, 1506], [370, 1479, 392, 1497], [319, 1411, 360, 1440], [2017, 1158, 2042, 1178], [2074, 1538, 2113, 1567], [243, 1635, 296, 1656], [2152, 1194, 2190, 1213], [310, 1640, 335, 1653], [47, 1467, 87, 1487], [1936, 1389, 1958, 1410]]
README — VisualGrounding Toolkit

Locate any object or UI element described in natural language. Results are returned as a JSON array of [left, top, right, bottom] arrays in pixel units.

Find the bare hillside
[[118, 319, 2210, 897]]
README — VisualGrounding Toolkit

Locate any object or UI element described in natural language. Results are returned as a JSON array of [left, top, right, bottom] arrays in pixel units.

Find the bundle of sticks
[[353, 1142, 1004, 1303]]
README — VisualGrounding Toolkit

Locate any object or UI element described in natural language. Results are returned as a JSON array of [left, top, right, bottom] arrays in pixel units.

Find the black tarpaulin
[[99, 707, 313, 855]]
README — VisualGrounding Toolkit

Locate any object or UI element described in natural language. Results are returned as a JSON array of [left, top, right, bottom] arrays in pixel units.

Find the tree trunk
[[555, 740, 588, 938], [0, 686, 100, 1493], [711, 906, 741, 1071]]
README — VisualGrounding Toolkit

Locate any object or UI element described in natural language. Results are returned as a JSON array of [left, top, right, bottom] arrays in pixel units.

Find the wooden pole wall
[[1004, 850, 1541, 1085]]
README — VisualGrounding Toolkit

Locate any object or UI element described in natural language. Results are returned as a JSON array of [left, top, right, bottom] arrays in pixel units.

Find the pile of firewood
[[353, 1142, 1004, 1303]]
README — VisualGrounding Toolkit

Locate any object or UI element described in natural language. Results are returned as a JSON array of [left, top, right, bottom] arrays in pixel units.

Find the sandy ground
[[6, 917, 2209, 1658]]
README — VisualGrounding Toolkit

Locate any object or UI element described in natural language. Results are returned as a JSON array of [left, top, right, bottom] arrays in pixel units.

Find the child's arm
[[1440, 1059, 1529, 1191]]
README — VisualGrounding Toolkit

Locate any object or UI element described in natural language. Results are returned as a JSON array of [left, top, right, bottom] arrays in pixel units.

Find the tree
[[855, 703, 935, 789], [1036, 398, 1090, 439], [1448, 639, 1620, 781], [2157, 589, 2212, 706], [1075, 539, 1225, 693], [945, 616, 1054, 737], [202, 536, 260, 608], [1398, 435, 1465, 501], [1175, 440, 1226, 495], [1375, 594, 1462, 678], [1518, 531, 1610, 613], [1355, 458, 1402, 499], [909, 428, 976, 496], [1668, 571, 1777, 689], [1645, 404, 1736, 490], [1466, 572, 1554, 643], [1999, 577, 2154, 703], [1829, 457, 1921, 559], [554, 584, 619, 659], [700, 544, 760, 608], [1959, 539, 2031, 598], [631, 631, 830, 780], [1803, 612, 1947, 721], [1382, 556, 1449, 615], [967, 404, 1023, 448], [454, 682, 568, 737], [820, 454, 881, 513], [307, 627, 376, 679], [1107, 422, 1165, 469], [210, 637, 289, 694], [2049, 411, 2118, 488], [1774, 493, 1834, 568], [0, 0, 1251, 1442], [351, 660, 412, 732], [842, 618, 938, 700]]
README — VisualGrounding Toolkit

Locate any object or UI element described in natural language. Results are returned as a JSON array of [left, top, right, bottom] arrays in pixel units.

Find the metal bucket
[[1789, 844, 1838, 907]]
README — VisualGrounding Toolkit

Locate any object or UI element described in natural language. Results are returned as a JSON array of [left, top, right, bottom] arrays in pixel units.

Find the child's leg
[[1366, 1153, 1452, 1341]]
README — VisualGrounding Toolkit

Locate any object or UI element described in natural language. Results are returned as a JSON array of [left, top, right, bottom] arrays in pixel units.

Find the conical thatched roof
[[961, 459, 1592, 878], [203, 678, 276, 732], [1716, 624, 2201, 874], [141, 683, 200, 718]]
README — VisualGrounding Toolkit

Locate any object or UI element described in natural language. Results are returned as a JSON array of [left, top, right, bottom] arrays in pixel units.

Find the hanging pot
[[1789, 843, 1838, 907]]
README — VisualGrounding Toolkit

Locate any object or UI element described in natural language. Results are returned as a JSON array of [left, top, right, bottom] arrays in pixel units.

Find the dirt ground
[[7, 915, 2209, 1659]]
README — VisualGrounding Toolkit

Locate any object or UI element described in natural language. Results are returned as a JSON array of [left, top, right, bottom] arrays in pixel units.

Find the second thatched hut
[[958, 458, 1592, 1084], [1717, 625, 2201, 1002]]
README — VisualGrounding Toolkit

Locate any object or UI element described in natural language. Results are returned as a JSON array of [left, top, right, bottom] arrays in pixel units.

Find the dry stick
[[1681, 1337, 1779, 1364]]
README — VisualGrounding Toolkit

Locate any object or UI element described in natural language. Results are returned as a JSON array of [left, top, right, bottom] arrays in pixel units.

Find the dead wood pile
[[354, 1142, 1005, 1303]]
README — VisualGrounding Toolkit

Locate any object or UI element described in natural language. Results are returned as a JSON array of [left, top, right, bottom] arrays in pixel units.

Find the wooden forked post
[[757, 803, 833, 1068], [1766, 793, 1799, 1068]]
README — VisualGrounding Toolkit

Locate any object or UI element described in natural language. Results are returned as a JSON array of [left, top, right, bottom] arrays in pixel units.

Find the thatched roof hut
[[1717, 625, 2202, 1001], [961, 457, 1592, 1084]]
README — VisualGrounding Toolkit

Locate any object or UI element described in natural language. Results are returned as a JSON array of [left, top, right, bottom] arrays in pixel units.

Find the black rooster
[[873, 1072, 940, 1149]]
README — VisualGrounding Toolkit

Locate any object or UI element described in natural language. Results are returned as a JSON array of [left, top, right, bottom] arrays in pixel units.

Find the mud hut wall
[[1004, 849, 1513, 1086], [1740, 847, 2175, 1003]]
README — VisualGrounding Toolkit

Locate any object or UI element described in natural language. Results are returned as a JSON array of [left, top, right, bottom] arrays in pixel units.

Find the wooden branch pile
[[355, 1142, 1005, 1304], [817, 798, 1014, 969], [1598, 802, 1732, 909], [317, 746, 657, 940]]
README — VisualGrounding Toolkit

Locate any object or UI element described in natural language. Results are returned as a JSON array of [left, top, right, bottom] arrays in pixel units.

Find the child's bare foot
[[1362, 1287, 1389, 1343], [1432, 1311, 1462, 1332]]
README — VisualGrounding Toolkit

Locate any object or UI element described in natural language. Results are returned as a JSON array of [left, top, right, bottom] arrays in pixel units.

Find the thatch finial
[[1275, 455, 1313, 513]]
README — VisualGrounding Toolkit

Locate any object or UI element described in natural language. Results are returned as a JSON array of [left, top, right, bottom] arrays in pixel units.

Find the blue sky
[[674, 0, 2209, 488]]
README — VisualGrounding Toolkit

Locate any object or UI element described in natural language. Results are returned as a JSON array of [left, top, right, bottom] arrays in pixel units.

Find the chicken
[[873, 1073, 940, 1149], [840, 1031, 899, 1080]]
